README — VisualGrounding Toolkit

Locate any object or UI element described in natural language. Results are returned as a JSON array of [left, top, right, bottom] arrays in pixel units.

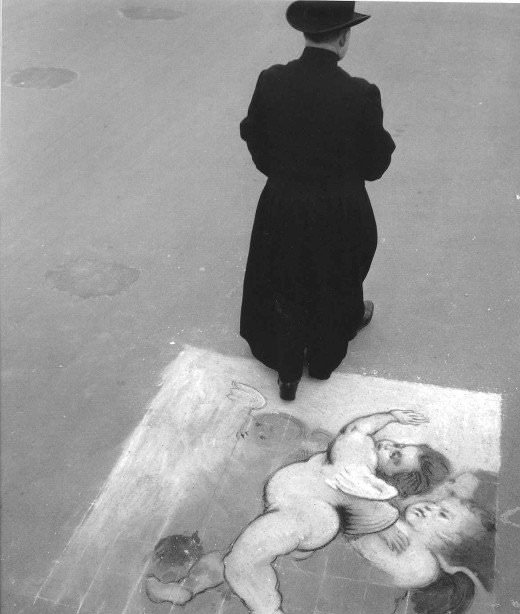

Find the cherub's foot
[[145, 577, 192, 604], [290, 549, 314, 561]]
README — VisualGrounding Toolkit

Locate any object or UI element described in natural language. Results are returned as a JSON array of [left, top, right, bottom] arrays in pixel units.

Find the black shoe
[[358, 300, 374, 331], [308, 369, 331, 380], [278, 378, 299, 401]]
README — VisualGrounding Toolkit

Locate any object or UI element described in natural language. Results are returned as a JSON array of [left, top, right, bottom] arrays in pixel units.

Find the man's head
[[287, 1, 369, 60], [304, 27, 351, 59], [376, 441, 452, 497]]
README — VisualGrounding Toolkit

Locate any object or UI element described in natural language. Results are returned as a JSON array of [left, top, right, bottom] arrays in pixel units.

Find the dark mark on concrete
[[45, 257, 139, 298], [119, 7, 184, 21], [8, 67, 77, 89], [239, 412, 306, 447], [500, 507, 520, 528]]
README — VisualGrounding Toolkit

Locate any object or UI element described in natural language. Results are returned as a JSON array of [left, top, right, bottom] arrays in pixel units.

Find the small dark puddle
[[45, 256, 139, 298], [8, 67, 77, 89], [239, 412, 306, 447]]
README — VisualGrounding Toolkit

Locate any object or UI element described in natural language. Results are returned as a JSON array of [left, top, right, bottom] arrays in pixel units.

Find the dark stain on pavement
[[151, 532, 203, 582], [8, 67, 77, 89], [119, 7, 184, 20], [45, 257, 139, 298], [239, 412, 306, 447]]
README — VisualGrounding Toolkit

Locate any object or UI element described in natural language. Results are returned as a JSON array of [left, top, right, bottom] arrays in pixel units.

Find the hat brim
[[286, 6, 370, 33]]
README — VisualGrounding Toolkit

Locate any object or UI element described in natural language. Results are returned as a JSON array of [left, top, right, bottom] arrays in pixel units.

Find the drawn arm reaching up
[[326, 409, 430, 501], [342, 409, 430, 436]]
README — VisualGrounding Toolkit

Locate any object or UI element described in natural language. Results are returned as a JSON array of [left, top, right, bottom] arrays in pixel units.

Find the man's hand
[[389, 409, 429, 426], [379, 524, 409, 553]]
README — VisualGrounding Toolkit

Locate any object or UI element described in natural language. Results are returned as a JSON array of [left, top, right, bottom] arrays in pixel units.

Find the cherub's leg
[[146, 551, 225, 604], [290, 549, 314, 561], [224, 503, 338, 614]]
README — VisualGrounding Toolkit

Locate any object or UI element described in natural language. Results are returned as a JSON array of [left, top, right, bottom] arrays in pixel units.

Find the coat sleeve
[[357, 84, 396, 181], [240, 71, 271, 176]]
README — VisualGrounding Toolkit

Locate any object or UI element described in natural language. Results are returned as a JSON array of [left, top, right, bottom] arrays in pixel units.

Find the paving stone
[[361, 582, 407, 614], [36, 558, 97, 610], [219, 591, 249, 614], [152, 494, 216, 552], [124, 580, 172, 614], [123, 514, 173, 547], [278, 546, 329, 577], [325, 539, 373, 582], [211, 471, 265, 521], [77, 571, 139, 614], [367, 562, 399, 588], [169, 586, 225, 614], [24, 597, 77, 614], [101, 536, 151, 576], [198, 500, 251, 551], [73, 537, 150, 613], [316, 576, 367, 614], [276, 562, 323, 614]]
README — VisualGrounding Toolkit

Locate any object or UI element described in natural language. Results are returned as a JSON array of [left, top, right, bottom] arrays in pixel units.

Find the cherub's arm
[[351, 523, 440, 587], [343, 409, 428, 437]]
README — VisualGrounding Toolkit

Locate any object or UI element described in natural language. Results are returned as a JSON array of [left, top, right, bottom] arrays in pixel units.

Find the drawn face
[[376, 440, 421, 476], [405, 497, 483, 549]]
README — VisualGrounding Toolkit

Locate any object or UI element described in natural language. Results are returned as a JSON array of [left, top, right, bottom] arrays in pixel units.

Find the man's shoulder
[[260, 61, 295, 80], [258, 62, 380, 101], [338, 70, 379, 96]]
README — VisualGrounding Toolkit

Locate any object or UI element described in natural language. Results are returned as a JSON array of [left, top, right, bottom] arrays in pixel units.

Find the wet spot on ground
[[239, 412, 306, 447], [501, 507, 520, 529], [7, 67, 77, 89], [119, 7, 184, 20], [45, 257, 139, 298]]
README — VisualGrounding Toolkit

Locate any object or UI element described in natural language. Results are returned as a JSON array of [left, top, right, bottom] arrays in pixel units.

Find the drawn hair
[[304, 26, 349, 44], [410, 571, 476, 614], [438, 499, 496, 592], [411, 500, 496, 614], [377, 444, 452, 497]]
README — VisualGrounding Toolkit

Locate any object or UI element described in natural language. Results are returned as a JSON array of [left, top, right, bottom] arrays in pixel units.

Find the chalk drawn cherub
[[146, 476, 495, 614], [388, 472, 496, 613], [147, 408, 453, 613]]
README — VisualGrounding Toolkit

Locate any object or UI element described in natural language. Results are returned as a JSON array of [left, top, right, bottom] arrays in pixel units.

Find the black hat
[[286, 1, 370, 34]]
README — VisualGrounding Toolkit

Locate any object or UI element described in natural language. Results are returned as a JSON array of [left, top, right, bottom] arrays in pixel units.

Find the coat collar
[[300, 46, 340, 66]]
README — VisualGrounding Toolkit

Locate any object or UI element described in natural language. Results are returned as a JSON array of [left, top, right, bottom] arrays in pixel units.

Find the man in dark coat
[[240, 1, 396, 400]]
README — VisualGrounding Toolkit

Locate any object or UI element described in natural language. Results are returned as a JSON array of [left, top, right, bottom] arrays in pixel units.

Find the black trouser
[[275, 295, 351, 382]]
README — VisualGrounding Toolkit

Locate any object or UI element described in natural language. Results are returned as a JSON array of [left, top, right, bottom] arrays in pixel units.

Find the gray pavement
[[1, 1, 520, 612]]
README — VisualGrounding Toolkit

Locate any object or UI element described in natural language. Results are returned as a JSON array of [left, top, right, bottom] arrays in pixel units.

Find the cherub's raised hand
[[390, 409, 429, 426], [380, 524, 409, 553]]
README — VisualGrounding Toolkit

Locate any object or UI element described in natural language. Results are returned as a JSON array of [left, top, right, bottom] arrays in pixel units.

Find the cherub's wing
[[410, 571, 476, 614], [338, 498, 399, 535], [326, 466, 398, 501]]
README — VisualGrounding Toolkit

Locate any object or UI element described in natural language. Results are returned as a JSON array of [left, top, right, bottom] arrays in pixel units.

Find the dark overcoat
[[240, 46, 396, 379]]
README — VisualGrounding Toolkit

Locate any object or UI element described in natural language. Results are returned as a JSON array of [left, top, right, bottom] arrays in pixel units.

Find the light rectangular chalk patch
[[36, 345, 501, 613]]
